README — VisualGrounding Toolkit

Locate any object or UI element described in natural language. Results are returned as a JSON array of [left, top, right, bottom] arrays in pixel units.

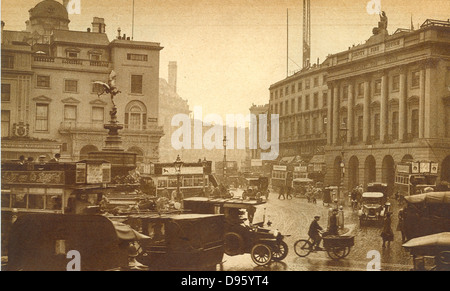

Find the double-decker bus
[[395, 161, 439, 198], [152, 161, 215, 199], [1, 159, 112, 256]]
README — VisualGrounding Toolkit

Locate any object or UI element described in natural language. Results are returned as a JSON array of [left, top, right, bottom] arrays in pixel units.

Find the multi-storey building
[[325, 19, 450, 192], [268, 62, 328, 163], [1, 0, 164, 165]]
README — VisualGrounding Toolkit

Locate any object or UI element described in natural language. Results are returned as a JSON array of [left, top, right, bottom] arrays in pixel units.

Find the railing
[[33, 56, 111, 68]]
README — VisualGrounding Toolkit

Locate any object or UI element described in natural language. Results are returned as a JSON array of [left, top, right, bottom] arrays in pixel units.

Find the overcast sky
[[2, 0, 449, 121]]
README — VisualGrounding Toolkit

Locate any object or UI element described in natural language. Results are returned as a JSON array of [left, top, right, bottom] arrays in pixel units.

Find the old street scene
[[1, 0, 450, 271]]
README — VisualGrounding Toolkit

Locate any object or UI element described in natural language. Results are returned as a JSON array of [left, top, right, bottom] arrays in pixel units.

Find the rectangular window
[[357, 115, 363, 141], [374, 113, 380, 140], [270, 92, 273, 100], [358, 82, 364, 97], [392, 75, 400, 91], [291, 85, 295, 94], [35, 103, 49, 131], [298, 97, 302, 112], [304, 118, 310, 135], [305, 94, 310, 110], [374, 79, 382, 95], [411, 71, 420, 88], [297, 120, 302, 135], [2, 84, 11, 102], [90, 54, 101, 61], [131, 75, 143, 94], [411, 109, 419, 138], [305, 79, 310, 89], [392, 111, 399, 140], [275, 90, 278, 99], [1, 110, 10, 137], [37, 75, 50, 88], [64, 80, 78, 93], [92, 107, 104, 123], [314, 77, 319, 87], [343, 85, 349, 100], [313, 93, 319, 108], [291, 99, 295, 114], [285, 87, 289, 96], [285, 101, 289, 115], [313, 117, 318, 133], [280, 88, 283, 97], [275, 104, 278, 114], [92, 82, 105, 94], [280, 103, 283, 116], [298, 82, 302, 92], [323, 93, 328, 107], [127, 54, 148, 61], [66, 51, 79, 59], [2, 55, 14, 68], [64, 105, 77, 123]]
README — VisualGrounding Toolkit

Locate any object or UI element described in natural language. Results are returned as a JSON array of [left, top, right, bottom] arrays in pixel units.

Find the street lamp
[[223, 135, 227, 185], [174, 155, 184, 203], [338, 122, 348, 205]]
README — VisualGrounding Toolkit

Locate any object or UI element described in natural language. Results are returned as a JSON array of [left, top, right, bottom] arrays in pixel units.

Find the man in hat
[[308, 215, 324, 250]]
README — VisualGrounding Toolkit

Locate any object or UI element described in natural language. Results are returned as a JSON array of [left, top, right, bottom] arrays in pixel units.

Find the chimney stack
[[168, 61, 178, 93], [92, 17, 106, 33]]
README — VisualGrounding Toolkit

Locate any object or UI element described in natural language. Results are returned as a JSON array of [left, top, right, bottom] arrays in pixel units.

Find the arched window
[[125, 101, 147, 130]]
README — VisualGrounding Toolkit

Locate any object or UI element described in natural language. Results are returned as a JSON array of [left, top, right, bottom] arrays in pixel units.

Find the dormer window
[[66, 48, 80, 59]]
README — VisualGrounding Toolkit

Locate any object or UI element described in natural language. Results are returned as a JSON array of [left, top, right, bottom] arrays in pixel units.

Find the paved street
[[220, 189, 412, 271]]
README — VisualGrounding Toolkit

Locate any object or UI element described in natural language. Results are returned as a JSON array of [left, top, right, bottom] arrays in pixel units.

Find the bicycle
[[294, 235, 354, 260]]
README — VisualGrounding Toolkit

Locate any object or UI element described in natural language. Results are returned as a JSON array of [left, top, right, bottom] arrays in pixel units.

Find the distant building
[[159, 61, 191, 163], [1, 0, 164, 165]]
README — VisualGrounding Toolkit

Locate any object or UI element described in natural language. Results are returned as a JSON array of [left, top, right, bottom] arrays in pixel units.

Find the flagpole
[[132, 0, 135, 40]]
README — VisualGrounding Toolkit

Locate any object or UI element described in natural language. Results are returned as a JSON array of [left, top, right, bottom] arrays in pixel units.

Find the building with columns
[[1, 0, 164, 165], [325, 19, 450, 193]]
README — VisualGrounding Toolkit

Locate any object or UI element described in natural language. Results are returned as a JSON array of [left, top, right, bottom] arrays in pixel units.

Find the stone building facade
[[1, 0, 164, 165]]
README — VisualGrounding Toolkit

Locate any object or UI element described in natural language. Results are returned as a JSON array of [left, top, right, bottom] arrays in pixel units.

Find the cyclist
[[308, 215, 324, 250]]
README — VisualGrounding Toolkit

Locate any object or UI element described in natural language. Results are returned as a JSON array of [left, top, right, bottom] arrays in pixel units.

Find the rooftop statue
[[372, 11, 388, 35]]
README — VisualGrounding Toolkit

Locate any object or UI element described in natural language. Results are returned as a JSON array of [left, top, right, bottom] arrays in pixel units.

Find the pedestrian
[[286, 185, 293, 199], [397, 209, 406, 243], [160, 187, 169, 199], [278, 185, 286, 200], [326, 209, 339, 236], [18, 155, 26, 165], [381, 212, 394, 248]]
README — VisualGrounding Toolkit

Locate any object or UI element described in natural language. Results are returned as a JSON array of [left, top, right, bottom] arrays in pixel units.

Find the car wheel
[[251, 244, 272, 266]]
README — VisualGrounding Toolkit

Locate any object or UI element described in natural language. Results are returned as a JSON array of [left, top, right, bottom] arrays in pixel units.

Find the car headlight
[[273, 230, 279, 237]]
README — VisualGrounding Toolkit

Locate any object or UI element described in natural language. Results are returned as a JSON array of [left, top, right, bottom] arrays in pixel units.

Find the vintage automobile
[[183, 197, 289, 266], [366, 182, 389, 202], [241, 177, 269, 201], [115, 213, 225, 271], [5, 214, 144, 271], [402, 191, 450, 241], [402, 232, 450, 271], [292, 177, 314, 198], [358, 192, 388, 226]]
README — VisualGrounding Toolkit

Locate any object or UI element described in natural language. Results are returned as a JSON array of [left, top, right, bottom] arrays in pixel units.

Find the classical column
[[423, 60, 436, 138], [419, 66, 425, 139], [333, 83, 340, 145], [380, 72, 388, 143], [327, 83, 333, 145], [363, 77, 371, 144], [347, 81, 354, 144], [399, 66, 407, 141]]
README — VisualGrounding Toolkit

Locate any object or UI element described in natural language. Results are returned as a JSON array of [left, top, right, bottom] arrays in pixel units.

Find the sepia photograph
[[1, 0, 450, 275]]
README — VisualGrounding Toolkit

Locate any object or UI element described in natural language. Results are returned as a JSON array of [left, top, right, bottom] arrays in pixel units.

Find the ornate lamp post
[[338, 122, 348, 205], [223, 135, 227, 185], [174, 155, 184, 203]]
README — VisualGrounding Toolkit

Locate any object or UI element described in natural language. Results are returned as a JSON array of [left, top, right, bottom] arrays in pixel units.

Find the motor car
[[358, 192, 387, 226], [242, 177, 269, 200]]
